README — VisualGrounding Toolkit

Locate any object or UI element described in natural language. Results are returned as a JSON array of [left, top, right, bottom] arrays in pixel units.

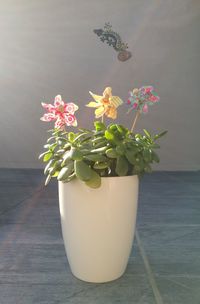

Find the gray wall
[[0, 0, 199, 170]]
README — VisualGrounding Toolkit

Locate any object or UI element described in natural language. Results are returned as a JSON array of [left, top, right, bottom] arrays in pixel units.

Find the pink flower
[[40, 95, 78, 129], [127, 86, 160, 114]]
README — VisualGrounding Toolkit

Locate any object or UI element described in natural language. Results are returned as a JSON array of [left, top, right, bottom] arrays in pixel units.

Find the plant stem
[[131, 110, 140, 133], [101, 115, 104, 123]]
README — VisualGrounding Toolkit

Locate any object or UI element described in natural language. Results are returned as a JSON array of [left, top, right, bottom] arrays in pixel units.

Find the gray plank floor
[[0, 169, 200, 304]]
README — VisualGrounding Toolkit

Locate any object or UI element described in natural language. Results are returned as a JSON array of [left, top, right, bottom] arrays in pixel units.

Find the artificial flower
[[41, 95, 78, 129], [127, 86, 160, 114], [86, 87, 123, 119]]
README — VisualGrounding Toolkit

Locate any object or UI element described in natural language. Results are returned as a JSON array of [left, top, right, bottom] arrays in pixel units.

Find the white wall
[[0, 0, 199, 170]]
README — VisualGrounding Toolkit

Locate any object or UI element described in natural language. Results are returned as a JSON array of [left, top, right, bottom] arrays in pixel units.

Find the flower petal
[[41, 103, 55, 113], [142, 104, 148, 113], [55, 119, 66, 130], [65, 114, 77, 126], [65, 102, 79, 114], [89, 91, 103, 103], [141, 86, 154, 94], [85, 101, 99, 108], [54, 95, 64, 107], [40, 113, 56, 122], [95, 106, 106, 118], [149, 94, 160, 102], [110, 96, 123, 108], [105, 106, 117, 119], [103, 87, 112, 98]]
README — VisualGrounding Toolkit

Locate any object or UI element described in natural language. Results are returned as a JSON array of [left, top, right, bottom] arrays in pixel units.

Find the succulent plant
[[39, 121, 167, 188]]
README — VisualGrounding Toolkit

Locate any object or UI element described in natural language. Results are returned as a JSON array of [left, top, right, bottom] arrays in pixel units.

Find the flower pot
[[58, 175, 139, 283]]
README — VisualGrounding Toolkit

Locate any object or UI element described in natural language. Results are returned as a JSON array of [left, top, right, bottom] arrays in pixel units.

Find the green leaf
[[57, 162, 74, 181], [70, 148, 83, 161], [106, 148, 118, 158], [56, 149, 65, 155], [116, 144, 125, 156], [83, 154, 107, 162], [116, 124, 128, 135], [47, 136, 56, 143], [68, 132, 75, 142], [154, 130, 168, 140], [51, 171, 59, 177], [48, 166, 57, 176], [74, 132, 92, 142], [44, 159, 56, 175], [115, 156, 129, 176], [143, 129, 151, 138], [43, 144, 50, 149], [125, 150, 137, 165], [94, 121, 106, 132], [45, 174, 51, 186], [64, 143, 71, 149], [143, 149, 151, 162], [92, 140, 107, 149], [93, 162, 109, 169], [85, 170, 101, 188], [105, 130, 114, 141], [62, 172, 76, 183], [38, 151, 50, 160], [43, 152, 53, 162], [74, 160, 93, 181], [61, 151, 72, 166], [109, 124, 118, 132], [90, 146, 108, 153], [49, 143, 57, 151], [152, 151, 160, 163]]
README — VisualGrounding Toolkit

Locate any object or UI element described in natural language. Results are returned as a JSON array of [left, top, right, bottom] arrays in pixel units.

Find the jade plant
[[39, 86, 167, 188]]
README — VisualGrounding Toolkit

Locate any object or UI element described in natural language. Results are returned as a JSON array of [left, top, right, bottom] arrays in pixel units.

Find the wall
[[0, 0, 199, 170]]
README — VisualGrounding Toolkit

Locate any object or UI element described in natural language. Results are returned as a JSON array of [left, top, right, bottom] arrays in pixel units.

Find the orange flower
[[86, 87, 123, 120]]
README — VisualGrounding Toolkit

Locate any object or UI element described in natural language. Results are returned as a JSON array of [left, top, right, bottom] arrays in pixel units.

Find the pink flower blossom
[[40, 95, 78, 129], [127, 86, 160, 114]]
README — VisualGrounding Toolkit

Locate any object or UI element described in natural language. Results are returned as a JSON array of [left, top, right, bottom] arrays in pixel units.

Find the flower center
[[57, 105, 64, 112]]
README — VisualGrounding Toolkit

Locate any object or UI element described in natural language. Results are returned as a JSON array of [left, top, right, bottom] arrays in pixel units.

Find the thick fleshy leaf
[[115, 156, 129, 176], [84, 154, 107, 162], [125, 150, 137, 165], [57, 162, 74, 181], [106, 148, 118, 158], [45, 174, 51, 186], [74, 160, 93, 181], [70, 148, 83, 161], [94, 121, 106, 131], [43, 152, 53, 162], [93, 162, 109, 169], [85, 170, 101, 188], [151, 151, 160, 163]]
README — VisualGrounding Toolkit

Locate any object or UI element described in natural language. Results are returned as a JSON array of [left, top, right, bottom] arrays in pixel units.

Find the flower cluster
[[127, 86, 160, 114]]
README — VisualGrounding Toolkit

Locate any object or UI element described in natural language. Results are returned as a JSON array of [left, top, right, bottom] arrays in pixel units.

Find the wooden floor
[[0, 169, 200, 304]]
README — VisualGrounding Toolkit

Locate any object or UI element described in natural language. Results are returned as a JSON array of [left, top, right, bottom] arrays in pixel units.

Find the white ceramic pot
[[58, 175, 139, 283]]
